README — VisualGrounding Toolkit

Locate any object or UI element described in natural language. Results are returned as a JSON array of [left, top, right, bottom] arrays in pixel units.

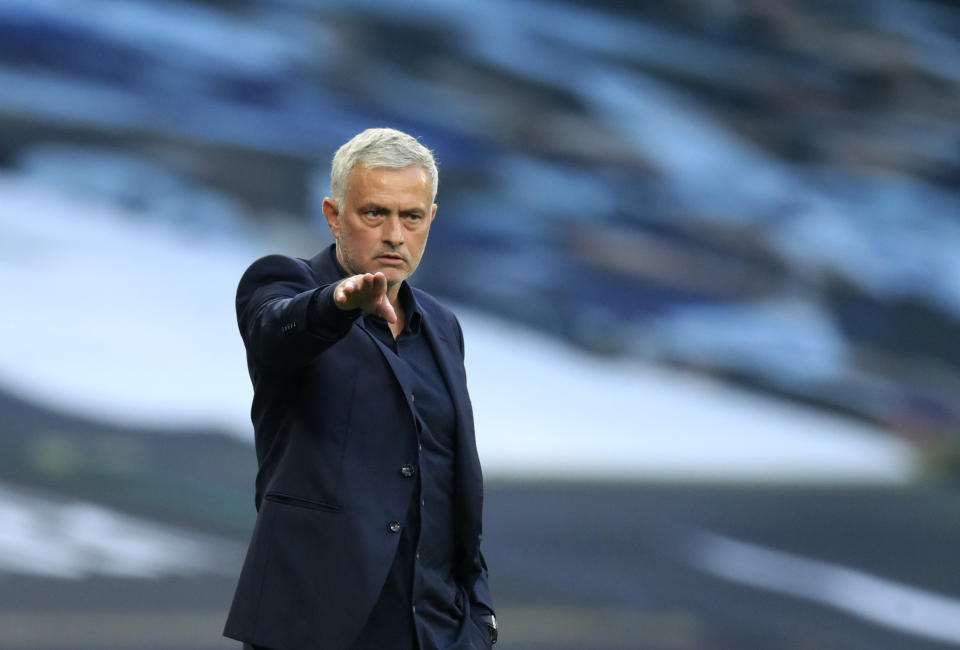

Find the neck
[[386, 281, 402, 308]]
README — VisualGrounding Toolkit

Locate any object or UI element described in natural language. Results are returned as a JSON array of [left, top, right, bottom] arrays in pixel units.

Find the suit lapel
[[355, 307, 483, 559], [421, 314, 483, 558], [308, 245, 483, 558]]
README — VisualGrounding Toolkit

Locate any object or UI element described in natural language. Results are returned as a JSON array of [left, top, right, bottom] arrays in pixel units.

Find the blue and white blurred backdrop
[[1, 1, 958, 648]]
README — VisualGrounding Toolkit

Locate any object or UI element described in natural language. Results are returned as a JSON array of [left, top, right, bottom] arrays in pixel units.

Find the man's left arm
[[467, 547, 495, 615], [454, 315, 497, 631]]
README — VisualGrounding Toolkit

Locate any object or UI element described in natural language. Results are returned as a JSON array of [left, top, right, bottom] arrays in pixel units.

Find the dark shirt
[[308, 248, 461, 650]]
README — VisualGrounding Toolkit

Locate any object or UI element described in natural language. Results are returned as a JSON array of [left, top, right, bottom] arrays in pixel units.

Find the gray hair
[[329, 127, 438, 208]]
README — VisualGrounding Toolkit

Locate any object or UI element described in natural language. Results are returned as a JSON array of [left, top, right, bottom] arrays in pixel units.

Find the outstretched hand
[[333, 272, 397, 324]]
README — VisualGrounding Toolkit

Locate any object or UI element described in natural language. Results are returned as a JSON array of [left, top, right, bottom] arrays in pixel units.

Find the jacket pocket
[[263, 492, 340, 512]]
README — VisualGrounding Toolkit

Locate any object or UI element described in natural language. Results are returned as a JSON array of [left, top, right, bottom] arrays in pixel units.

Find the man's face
[[323, 163, 436, 287]]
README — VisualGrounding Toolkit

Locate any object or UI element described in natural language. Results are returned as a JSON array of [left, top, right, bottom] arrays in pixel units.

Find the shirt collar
[[399, 281, 423, 335], [329, 243, 349, 279]]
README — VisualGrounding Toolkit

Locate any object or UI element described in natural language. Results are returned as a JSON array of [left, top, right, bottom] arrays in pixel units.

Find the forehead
[[345, 164, 432, 205]]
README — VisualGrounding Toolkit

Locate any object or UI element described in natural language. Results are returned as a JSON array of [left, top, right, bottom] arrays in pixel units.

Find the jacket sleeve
[[236, 254, 359, 370], [467, 547, 496, 616]]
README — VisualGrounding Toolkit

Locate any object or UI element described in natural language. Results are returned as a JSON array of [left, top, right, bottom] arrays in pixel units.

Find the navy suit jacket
[[223, 247, 494, 650]]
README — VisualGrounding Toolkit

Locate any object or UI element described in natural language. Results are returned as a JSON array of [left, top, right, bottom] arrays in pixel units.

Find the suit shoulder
[[236, 254, 316, 312], [238, 254, 313, 288]]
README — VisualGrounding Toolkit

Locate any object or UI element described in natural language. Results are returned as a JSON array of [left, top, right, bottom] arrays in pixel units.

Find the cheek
[[409, 233, 429, 260], [362, 229, 383, 251], [344, 224, 373, 249]]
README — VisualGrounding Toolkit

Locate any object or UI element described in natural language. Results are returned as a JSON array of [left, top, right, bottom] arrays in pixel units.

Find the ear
[[322, 197, 340, 238], [429, 203, 438, 222]]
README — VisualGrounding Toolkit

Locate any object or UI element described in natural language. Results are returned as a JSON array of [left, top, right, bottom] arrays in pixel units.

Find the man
[[223, 128, 496, 650]]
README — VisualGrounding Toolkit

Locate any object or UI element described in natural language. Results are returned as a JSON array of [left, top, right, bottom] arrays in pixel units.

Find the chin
[[371, 264, 401, 278]]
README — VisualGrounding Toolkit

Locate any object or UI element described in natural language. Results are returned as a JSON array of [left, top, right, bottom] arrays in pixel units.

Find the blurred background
[[1, 0, 959, 648]]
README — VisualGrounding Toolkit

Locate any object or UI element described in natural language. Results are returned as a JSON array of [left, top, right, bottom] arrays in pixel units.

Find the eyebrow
[[357, 203, 389, 214], [357, 203, 426, 216]]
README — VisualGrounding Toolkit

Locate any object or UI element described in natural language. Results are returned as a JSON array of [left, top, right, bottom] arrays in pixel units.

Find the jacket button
[[389, 521, 401, 533], [401, 464, 415, 478]]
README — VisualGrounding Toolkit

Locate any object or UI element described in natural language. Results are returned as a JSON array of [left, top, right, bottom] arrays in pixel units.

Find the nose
[[382, 214, 404, 247]]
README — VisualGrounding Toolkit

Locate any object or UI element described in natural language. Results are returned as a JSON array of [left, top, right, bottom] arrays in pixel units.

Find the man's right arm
[[236, 255, 360, 370]]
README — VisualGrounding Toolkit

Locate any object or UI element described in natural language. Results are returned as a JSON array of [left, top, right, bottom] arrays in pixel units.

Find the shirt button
[[410, 393, 415, 402], [401, 464, 415, 478], [412, 605, 417, 614], [415, 552, 420, 561], [388, 521, 401, 533]]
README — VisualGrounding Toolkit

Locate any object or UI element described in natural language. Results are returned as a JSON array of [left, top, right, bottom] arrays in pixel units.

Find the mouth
[[377, 253, 405, 264]]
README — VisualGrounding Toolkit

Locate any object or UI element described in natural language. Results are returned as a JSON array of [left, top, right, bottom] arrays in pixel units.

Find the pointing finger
[[378, 295, 397, 324]]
